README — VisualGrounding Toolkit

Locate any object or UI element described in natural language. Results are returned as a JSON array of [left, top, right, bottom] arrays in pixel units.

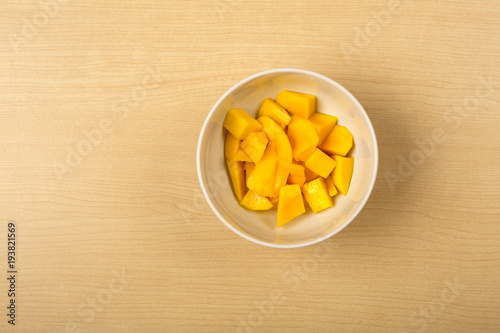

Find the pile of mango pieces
[[223, 90, 354, 228]]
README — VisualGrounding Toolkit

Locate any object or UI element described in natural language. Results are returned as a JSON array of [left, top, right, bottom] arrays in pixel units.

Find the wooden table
[[1, 0, 499, 332]]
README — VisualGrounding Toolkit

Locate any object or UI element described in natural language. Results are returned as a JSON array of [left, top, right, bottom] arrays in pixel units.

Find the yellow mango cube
[[288, 162, 305, 177], [273, 161, 291, 197], [247, 142, 277, 197], [240, 132, 268, 164], [258, 116, 293, 164], [277, 184, 305, 228], [304, 148, 337, 178], [223, 108, 262, 140], [304, 165, 319, 182], [225, 132, 250, 161], [301, 178, 334, 213], [287, 116, 319, 161], [308, 112, 338, 145], [258, 98, 291, 129], [226, 159, 247, 201], [276, 90, 316, 118], [244, 162, 254, 185], [331, 155, 354, 196], [325, 174, 338, 197], [287, 174, 306, 186], [319, 125, 353, 156], [240, 190, 273, 211]]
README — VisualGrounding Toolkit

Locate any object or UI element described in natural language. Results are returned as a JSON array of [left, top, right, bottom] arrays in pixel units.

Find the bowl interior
[[198, 70, 377, 247]]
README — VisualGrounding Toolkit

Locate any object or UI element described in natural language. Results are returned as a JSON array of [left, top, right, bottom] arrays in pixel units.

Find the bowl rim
[[196, 68, 379, 248]]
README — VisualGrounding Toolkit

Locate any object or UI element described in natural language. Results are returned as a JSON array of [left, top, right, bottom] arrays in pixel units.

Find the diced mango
[[244, 162, 254, 185], [304, 148, 337, 178], [258, 116, 293, 164], [226, 159, 247, 201], [308, 112, 338, 145], [319, 125, 353, 156], [331, 155, 354, 196], [257, 98, 291, 129], [273, 161, 290, 197], [223, 108, 262, 140], [247, 142, 277, 197], [276, 91, 316, 118], [288, 162, 305, 177], [240, 190, 273, 210], [301, 178, 333, 213], [304, 165, 319, 182], [287, 116, 319, 161], [240, 132, 268, 164], [287, 174, 306, 186], [325, 174, 338, 197], [277, 184, 305, 227], [224, 132, 250, 161], [223, 92, 355, 227]]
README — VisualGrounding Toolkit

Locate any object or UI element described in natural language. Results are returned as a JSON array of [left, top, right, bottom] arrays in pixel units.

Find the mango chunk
[[304, 148, 337, 178], [226, 159, 247, 201], [258, 98, 291, 129], [325, 174, 338, 197], [240, 190, 273, 211], [301, 178, 334, 213], [308, 112, 338, 145], [247, 142, 277, 197], [287, 116, 319, 161], [277, 184, 305, 228], [319, 125, 353, 156], [258, 116, 293, 164], [331, 155, 354, 196], [244, 162, 254, 185], [241, 132, 268, 164], [276, 91, 316, 118], [287, 174, 306, 186], [223, 108, 262, 140], [288, 162, 305, 177], [273, 161, 291, 197], [225, 132, 250, 161], [304, 165, 319, 182]]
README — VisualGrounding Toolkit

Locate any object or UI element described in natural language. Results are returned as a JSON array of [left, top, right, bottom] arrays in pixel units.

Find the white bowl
[[197, 69, 378, 248]]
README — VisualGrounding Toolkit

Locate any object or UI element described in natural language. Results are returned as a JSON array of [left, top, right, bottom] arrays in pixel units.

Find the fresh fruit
[[258, 98, 291, 129], [304, 165, 319, 182], [287, 174, 306, 186], [276, 90, 316, 118], [308, 112, 338, 145], [223, 91, 355, 228], [277, 184, 305, 227], [223, 108, 262, 140], [304, 148, 337, 178], [287, 116, 319, 161], [331, 155, 354, 196], [273, 161, 291, 197], [244, 162, 254, 185], [240, 190, 273, 210], [247, 142, 277, 197], [226, 159, 247, 201], [240, 132, 268, 164], [325, 174, 338, 197], [288, 162, 305, 177], [224, 132, 251, 162], [319, 125, 353, 156], [258, 116, 293, 164], [301, 178, 333, 213]]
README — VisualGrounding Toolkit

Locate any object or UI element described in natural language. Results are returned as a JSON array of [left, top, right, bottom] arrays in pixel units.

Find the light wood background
[[1, 0, 499, 332]]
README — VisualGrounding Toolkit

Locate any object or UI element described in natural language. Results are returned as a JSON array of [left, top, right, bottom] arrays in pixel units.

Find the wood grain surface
[[1, 0, 499, 332]]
